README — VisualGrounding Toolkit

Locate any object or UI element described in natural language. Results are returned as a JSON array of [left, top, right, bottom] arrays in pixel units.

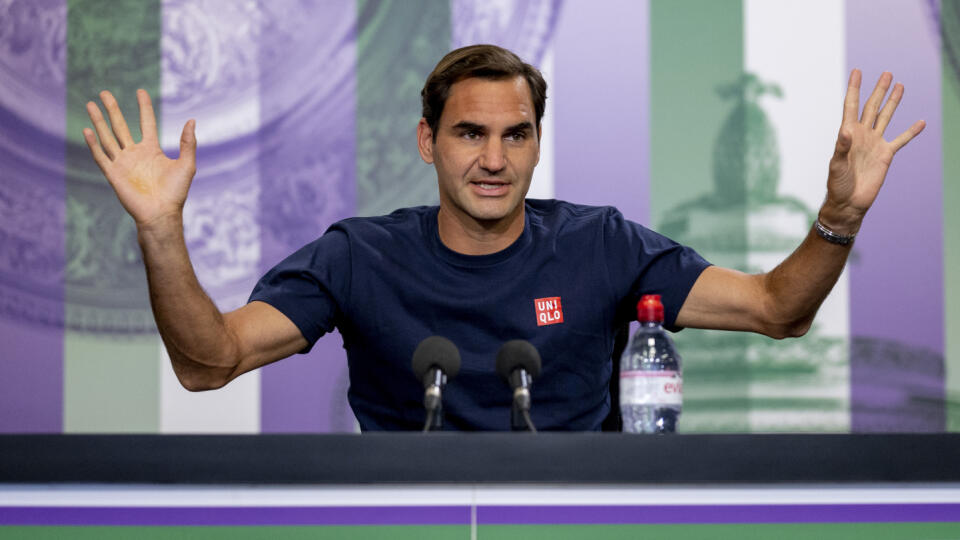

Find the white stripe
[[0, 485, 473, 507], [158, 4, 262, 434], [473, 484, 960, 505], [528, 45, 555, 200], [4, 484, 960, 506], [744, 0, 849, 431], [158, 344, 259, 434], [744, 0, 848, 337]]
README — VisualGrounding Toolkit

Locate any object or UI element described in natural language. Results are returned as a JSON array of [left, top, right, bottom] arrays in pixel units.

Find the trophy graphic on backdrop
[[659, 74, 848, 433]]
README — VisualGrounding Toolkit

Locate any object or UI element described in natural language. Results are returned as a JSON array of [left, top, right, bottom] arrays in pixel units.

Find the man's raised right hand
[[81, 89, 307, 389], [83, 89, 196, 230]]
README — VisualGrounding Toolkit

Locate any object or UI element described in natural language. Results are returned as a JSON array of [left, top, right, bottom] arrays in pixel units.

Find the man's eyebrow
[[449, 121, 533, 133], [505, 122, 534, 133], [451, 121, 485, 131]]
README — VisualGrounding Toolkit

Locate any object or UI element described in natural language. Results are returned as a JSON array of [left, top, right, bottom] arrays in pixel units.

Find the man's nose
[[478, 138, 506, 173]]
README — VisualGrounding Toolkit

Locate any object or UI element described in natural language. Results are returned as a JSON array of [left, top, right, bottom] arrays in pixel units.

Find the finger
[[82, 127, 112, 174], [137, 89, 159, 145], [860, 71, 892, 127], [179, 119, 197, 166], [874, 82, 903, 134], [99, 90, 135, 148], [842, 69, 861, 125], [890, 119, 926, 152], [86, 100, 120, 159]]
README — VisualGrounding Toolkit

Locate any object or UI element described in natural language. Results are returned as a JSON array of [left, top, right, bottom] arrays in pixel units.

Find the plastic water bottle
[[619, 294, 682, 433]]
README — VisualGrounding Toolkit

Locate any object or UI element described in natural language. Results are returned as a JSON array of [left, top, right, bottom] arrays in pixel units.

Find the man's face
[[418, 76, 540, 226]]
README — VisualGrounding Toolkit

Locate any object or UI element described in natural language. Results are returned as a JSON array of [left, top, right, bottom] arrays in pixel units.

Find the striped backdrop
[[0, 0, 956, 434]]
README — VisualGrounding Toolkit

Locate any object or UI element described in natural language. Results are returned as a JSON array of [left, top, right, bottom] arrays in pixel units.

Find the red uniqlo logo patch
[[534, 297, 564, 327]]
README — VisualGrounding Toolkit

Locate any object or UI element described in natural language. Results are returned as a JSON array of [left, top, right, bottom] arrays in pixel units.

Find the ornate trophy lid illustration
[[659, 73, 814, 255]]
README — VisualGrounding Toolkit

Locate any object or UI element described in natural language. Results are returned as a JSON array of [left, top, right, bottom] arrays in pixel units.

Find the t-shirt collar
[[425, 204, 533, 268]]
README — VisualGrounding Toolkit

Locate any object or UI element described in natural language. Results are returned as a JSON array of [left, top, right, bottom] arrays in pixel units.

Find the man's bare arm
[[676, 69, 925, 337], [139, 215, 306, 390], [85, 90, 305, 390], [676, 229, 850, 339]]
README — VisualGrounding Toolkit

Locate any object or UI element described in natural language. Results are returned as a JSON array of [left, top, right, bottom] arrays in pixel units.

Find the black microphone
[[411, 336, 461, 432], [495, 339, 542, 432]]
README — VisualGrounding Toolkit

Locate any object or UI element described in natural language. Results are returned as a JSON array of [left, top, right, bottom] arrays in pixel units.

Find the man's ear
[[417, 118, 434, 164], [535, 122, 542, 165]]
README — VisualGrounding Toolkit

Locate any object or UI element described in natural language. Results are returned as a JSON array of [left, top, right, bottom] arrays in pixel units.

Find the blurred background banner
[[0, 0, 956, 434]]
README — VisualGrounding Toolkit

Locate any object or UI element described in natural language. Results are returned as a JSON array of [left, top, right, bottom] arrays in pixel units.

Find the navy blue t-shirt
[[249, 199, 710, 431]]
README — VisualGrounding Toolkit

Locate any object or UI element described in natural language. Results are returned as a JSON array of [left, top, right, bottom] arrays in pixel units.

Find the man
[[83, 45, 924, 430]]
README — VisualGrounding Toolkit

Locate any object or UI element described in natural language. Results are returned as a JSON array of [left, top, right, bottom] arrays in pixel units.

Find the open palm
[[83, 89, 197, 229], [825, 70, 925, 227]]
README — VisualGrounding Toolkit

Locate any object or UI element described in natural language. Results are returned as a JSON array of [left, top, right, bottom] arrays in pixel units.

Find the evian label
[[620, 370, 682, 406], [534, 297, 564, 326]]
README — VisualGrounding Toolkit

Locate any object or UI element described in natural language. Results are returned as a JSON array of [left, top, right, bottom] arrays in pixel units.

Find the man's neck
[[436, 204, 525, 256]]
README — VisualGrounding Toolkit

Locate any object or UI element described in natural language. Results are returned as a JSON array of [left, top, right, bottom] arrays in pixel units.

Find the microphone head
[[411, 336, 461, 381], [495, 339, 542, 380]]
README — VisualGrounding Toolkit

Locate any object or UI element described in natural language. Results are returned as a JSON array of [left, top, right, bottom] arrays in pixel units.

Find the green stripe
[[684, 397, 847, 411], [477, 523, 960, 540], [650, 0, 746, 226], [945, 0, 960, 433], [356, 0, 451, 216], [649, 0, 749, 432], [0, 526, 467, 540], [62, 333, 160, 432], [64, 0, 162, 432]]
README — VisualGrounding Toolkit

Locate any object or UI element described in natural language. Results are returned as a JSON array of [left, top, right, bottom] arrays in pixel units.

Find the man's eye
[[463, 131, 481, 140], [505, 132, 526, 142]]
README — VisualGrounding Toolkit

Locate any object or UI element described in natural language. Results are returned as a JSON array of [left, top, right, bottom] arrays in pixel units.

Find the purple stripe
[[4, 503, 958, 526], [553, 0, 649, 225], [478, 504, 960, 525], [0, 0, 66, 432], [258, 3, 358, 432], [0, 506, 469, 526], [846, 0, 945, 432], [260, 333, 355, 432], [0, 325, 63, 432]]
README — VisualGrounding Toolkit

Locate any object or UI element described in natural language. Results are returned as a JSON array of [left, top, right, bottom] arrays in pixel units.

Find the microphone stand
[[422, 368, 446, 432], [423, 405, 443, 432], [509, 369, 537, 432]]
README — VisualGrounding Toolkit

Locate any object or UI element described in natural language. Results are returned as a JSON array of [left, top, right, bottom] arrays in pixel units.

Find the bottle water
[[619, 294, 682, 433]]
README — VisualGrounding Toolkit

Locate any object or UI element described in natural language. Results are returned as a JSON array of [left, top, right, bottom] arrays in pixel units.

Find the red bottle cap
[[637, 294, 664, 323]]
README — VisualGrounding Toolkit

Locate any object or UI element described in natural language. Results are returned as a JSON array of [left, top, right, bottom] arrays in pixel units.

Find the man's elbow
[[179, 376, 228, 392], [755, 289, 818, 339], [762, 317, 813, 340], [171, 357, 234, 392]]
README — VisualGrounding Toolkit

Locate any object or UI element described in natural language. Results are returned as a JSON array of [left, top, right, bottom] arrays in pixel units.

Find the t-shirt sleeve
[[247, 228, 351, 353], [603, 207, 711, 331]]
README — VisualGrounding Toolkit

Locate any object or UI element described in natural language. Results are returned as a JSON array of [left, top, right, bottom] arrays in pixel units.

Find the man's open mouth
[[475, 182, 506, 190]]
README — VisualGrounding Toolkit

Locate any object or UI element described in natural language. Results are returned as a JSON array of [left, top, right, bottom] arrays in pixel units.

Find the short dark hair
[[421, 44, 547, 141]]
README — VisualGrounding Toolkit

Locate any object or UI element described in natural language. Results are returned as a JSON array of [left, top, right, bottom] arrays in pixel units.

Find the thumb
[[833, 126, 852, 156], [179, 119, 197, 165]]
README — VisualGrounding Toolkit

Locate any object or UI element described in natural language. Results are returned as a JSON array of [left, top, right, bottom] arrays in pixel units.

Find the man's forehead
[[441, 76, 534, 125]]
